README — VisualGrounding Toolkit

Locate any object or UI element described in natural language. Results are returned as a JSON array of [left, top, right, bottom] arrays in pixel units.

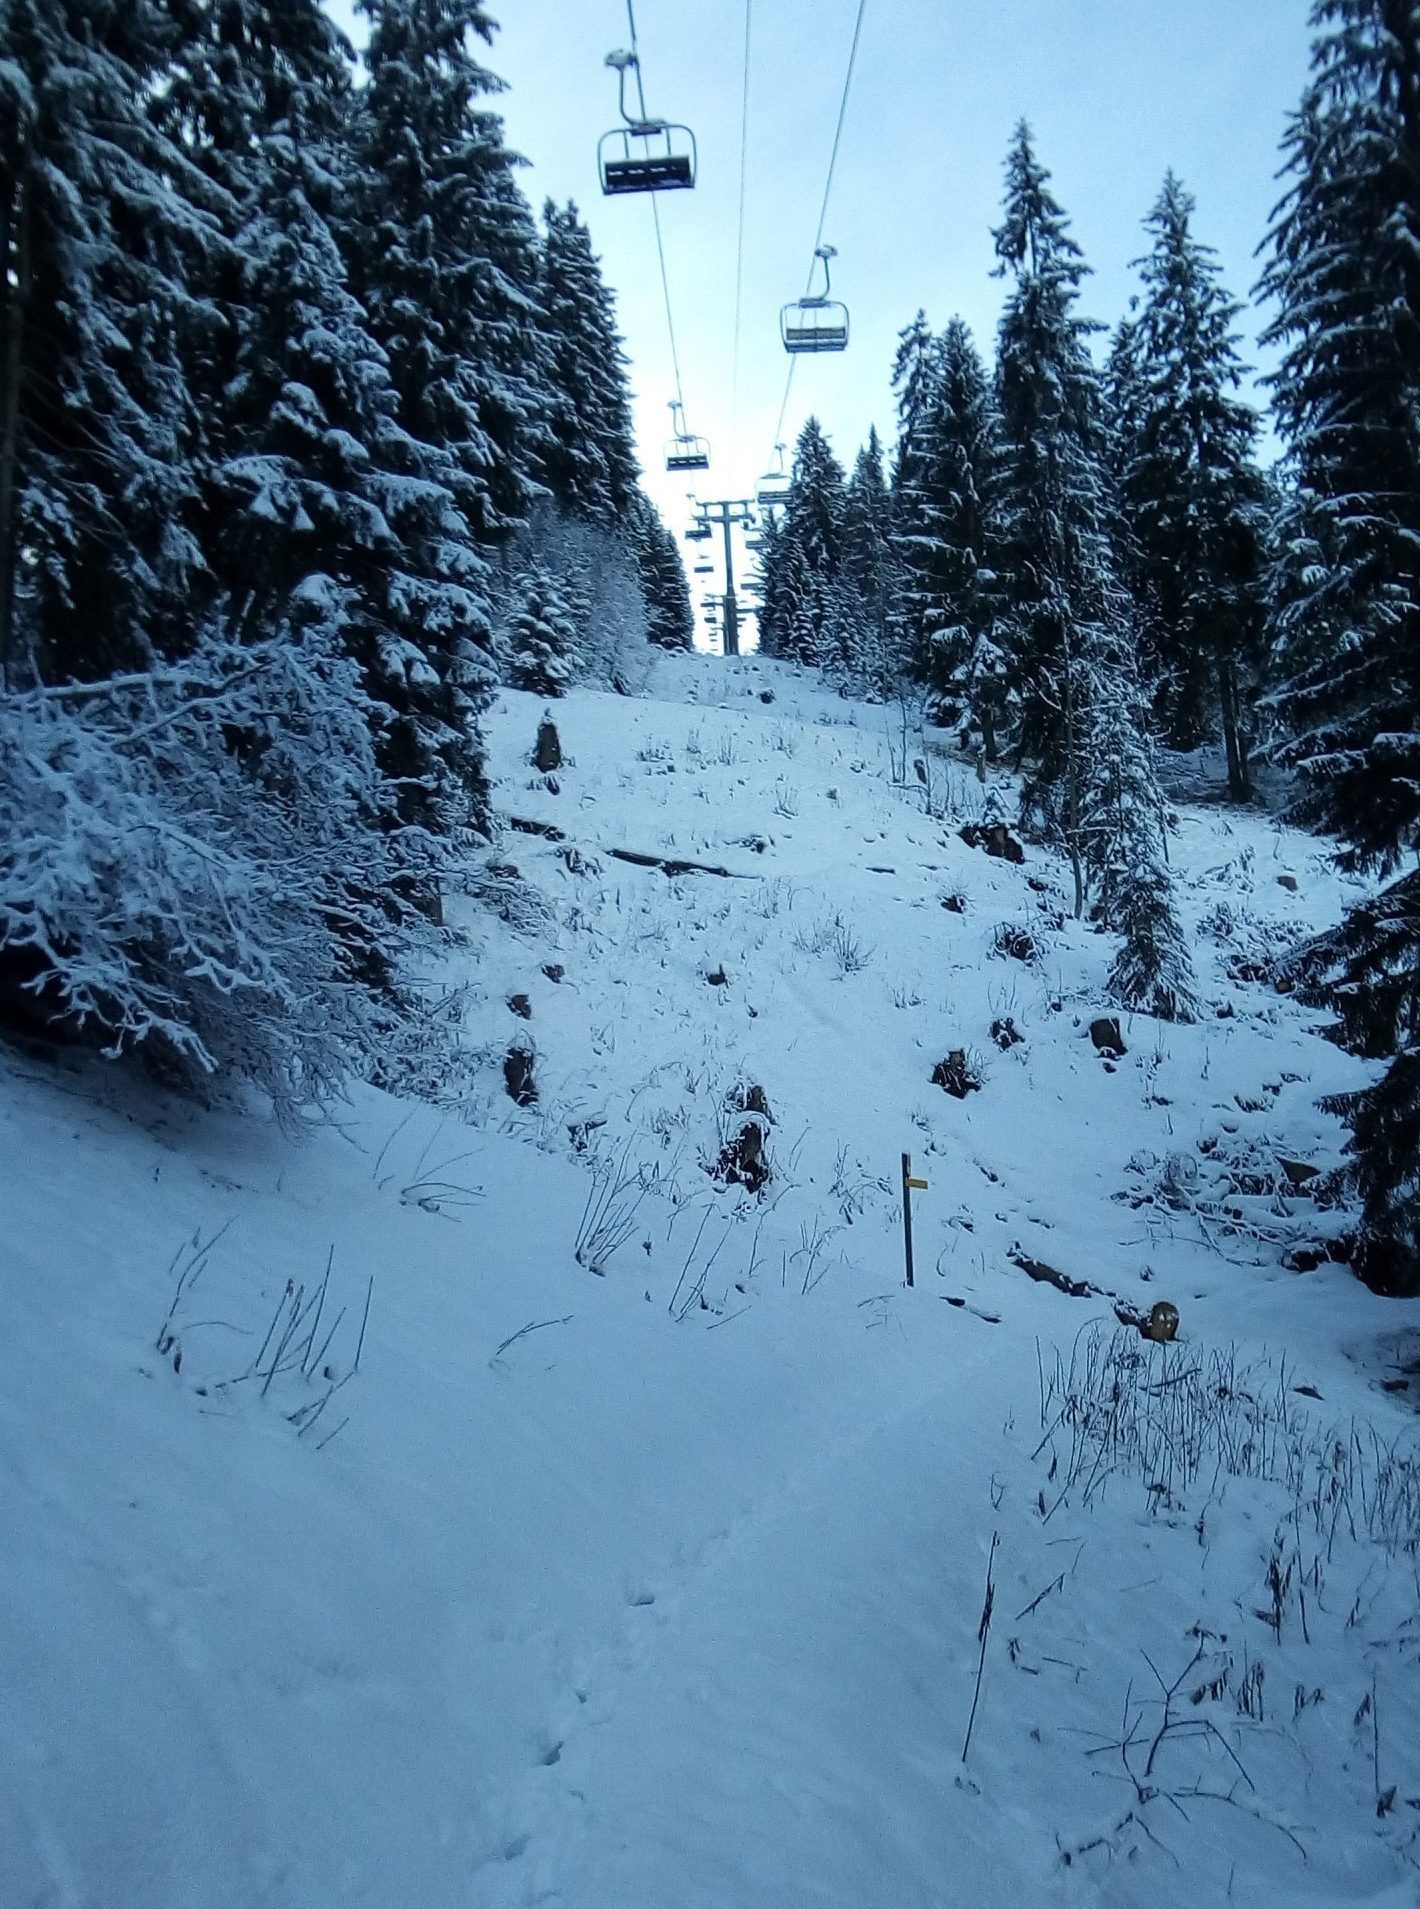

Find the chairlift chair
[[666, 437, 710, 471], [781, 244, 849, 355], [757, 443, 789, 510], [693, 560, 713, 574], [663, 398, 710, 472], [599, 51, 696, 195], [684, 524, 712, 543]]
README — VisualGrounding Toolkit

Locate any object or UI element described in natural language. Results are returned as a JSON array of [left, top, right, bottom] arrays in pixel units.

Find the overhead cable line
[[768, 0, 869, 465], [624, 0, 691, 422], [730, 0, 753, 438]]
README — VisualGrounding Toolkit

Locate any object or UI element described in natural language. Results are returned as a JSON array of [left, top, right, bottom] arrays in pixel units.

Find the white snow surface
[[3, 653, 1419, 1909]]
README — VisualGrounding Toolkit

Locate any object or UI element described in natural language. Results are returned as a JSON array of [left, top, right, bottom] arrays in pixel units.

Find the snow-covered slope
[[3, 654, 1417, 1909]]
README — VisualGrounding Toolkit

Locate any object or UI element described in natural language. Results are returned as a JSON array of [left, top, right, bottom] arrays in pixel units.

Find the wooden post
[[901, 1152, 928, 1287]]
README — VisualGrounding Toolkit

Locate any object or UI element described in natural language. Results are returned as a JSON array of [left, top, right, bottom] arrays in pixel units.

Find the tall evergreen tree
[[893, 317, 1005, 751], [350, 0, 545, 545], [889, 309, 942, 498], [1119, 173, 1269, 785], [1260, 0, 1420, 1290], [155, 0, 494, 836], [537, 199, 640, 525], [835, 429, 900, 693], [626, 496, 693, 651], [156, 0, 358, 597], [992, 123, 1119, 897], [752, 508, 789, 656], [756, 418, 847, 666], [1083, 650, 1200, 1021], [214, 153, 493, 834], [0, 0, 220, 685], [1261, 2, 1420, 865], [991, 120, 1193, 1020]]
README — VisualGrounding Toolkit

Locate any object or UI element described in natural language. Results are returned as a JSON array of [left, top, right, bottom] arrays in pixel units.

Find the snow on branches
[[0, 627, 458, 1124]]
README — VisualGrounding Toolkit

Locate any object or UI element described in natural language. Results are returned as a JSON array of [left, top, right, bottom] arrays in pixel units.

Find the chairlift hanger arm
[[604, 48, 664, 132]]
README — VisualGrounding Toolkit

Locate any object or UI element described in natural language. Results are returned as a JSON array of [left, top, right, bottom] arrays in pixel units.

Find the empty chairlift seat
[[780, 301, 850, 352], [780, 243, 849, 355], [600, 123, 697, 194], [666, 434, 711, 471]]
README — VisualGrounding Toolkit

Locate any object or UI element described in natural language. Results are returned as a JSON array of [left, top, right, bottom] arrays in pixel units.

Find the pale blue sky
[[327, 1, 1312, 565]]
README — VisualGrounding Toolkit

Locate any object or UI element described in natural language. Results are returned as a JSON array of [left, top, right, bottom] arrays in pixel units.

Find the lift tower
[[689, 498, 757, 656]]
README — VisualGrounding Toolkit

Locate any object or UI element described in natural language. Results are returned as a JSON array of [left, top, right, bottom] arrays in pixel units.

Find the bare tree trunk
[[1061, 637, 1085, 919], [1218, 655, 1250, 803], [0, 159, 29, 690]]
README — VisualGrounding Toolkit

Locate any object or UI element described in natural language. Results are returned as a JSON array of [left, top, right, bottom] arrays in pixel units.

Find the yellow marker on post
[[901, 1152, 928, 1287]]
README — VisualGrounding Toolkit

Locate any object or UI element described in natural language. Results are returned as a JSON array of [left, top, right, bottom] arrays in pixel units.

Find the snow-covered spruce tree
[[504, 563, 579, 696], [1261, 5, 1420, 866], [527, 197, 689, 667], [153, 0, 359, 568], [759, 417, 847, 665], [888, 309, 942, 498], [752, 509, 790, 657], [1260, 0, 1420, 1290], [1118, 172, 1270, 781], [0, 623, 457, 1123], [817, 585, 873, 694], [834, 430, 901, 695], [1082, 651, 1200, 1021], [779, 541, 823, 667], [892, 317, 1005, 753], [0, 0, 220, 686], [992, 122, 1117, 902], [625, 495, 694, 651], [992, 122, 1195, 1016], [514, 507, 650, 687], [349, 0, 546, 547], [210, 146, 495, 838], [536, 199, 640, 525]]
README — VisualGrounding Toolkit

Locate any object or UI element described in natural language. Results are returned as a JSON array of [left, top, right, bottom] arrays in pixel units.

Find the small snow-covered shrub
[[772, 776, 799, 818], [1036, 1324, 1420, 1546], [991, 920, 1040, 963], [1201, 901, 1296, 986], [932, 1048, 986, 1098], [792, 909, 872, 972], [0, 629, 456, 1123]]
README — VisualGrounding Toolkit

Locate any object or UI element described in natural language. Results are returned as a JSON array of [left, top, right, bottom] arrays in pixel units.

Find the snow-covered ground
[[3, 653, 1418, 1909]]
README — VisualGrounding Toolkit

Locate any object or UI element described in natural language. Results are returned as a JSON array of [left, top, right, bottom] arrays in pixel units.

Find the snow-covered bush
[[0, 624, 458, 1123]]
